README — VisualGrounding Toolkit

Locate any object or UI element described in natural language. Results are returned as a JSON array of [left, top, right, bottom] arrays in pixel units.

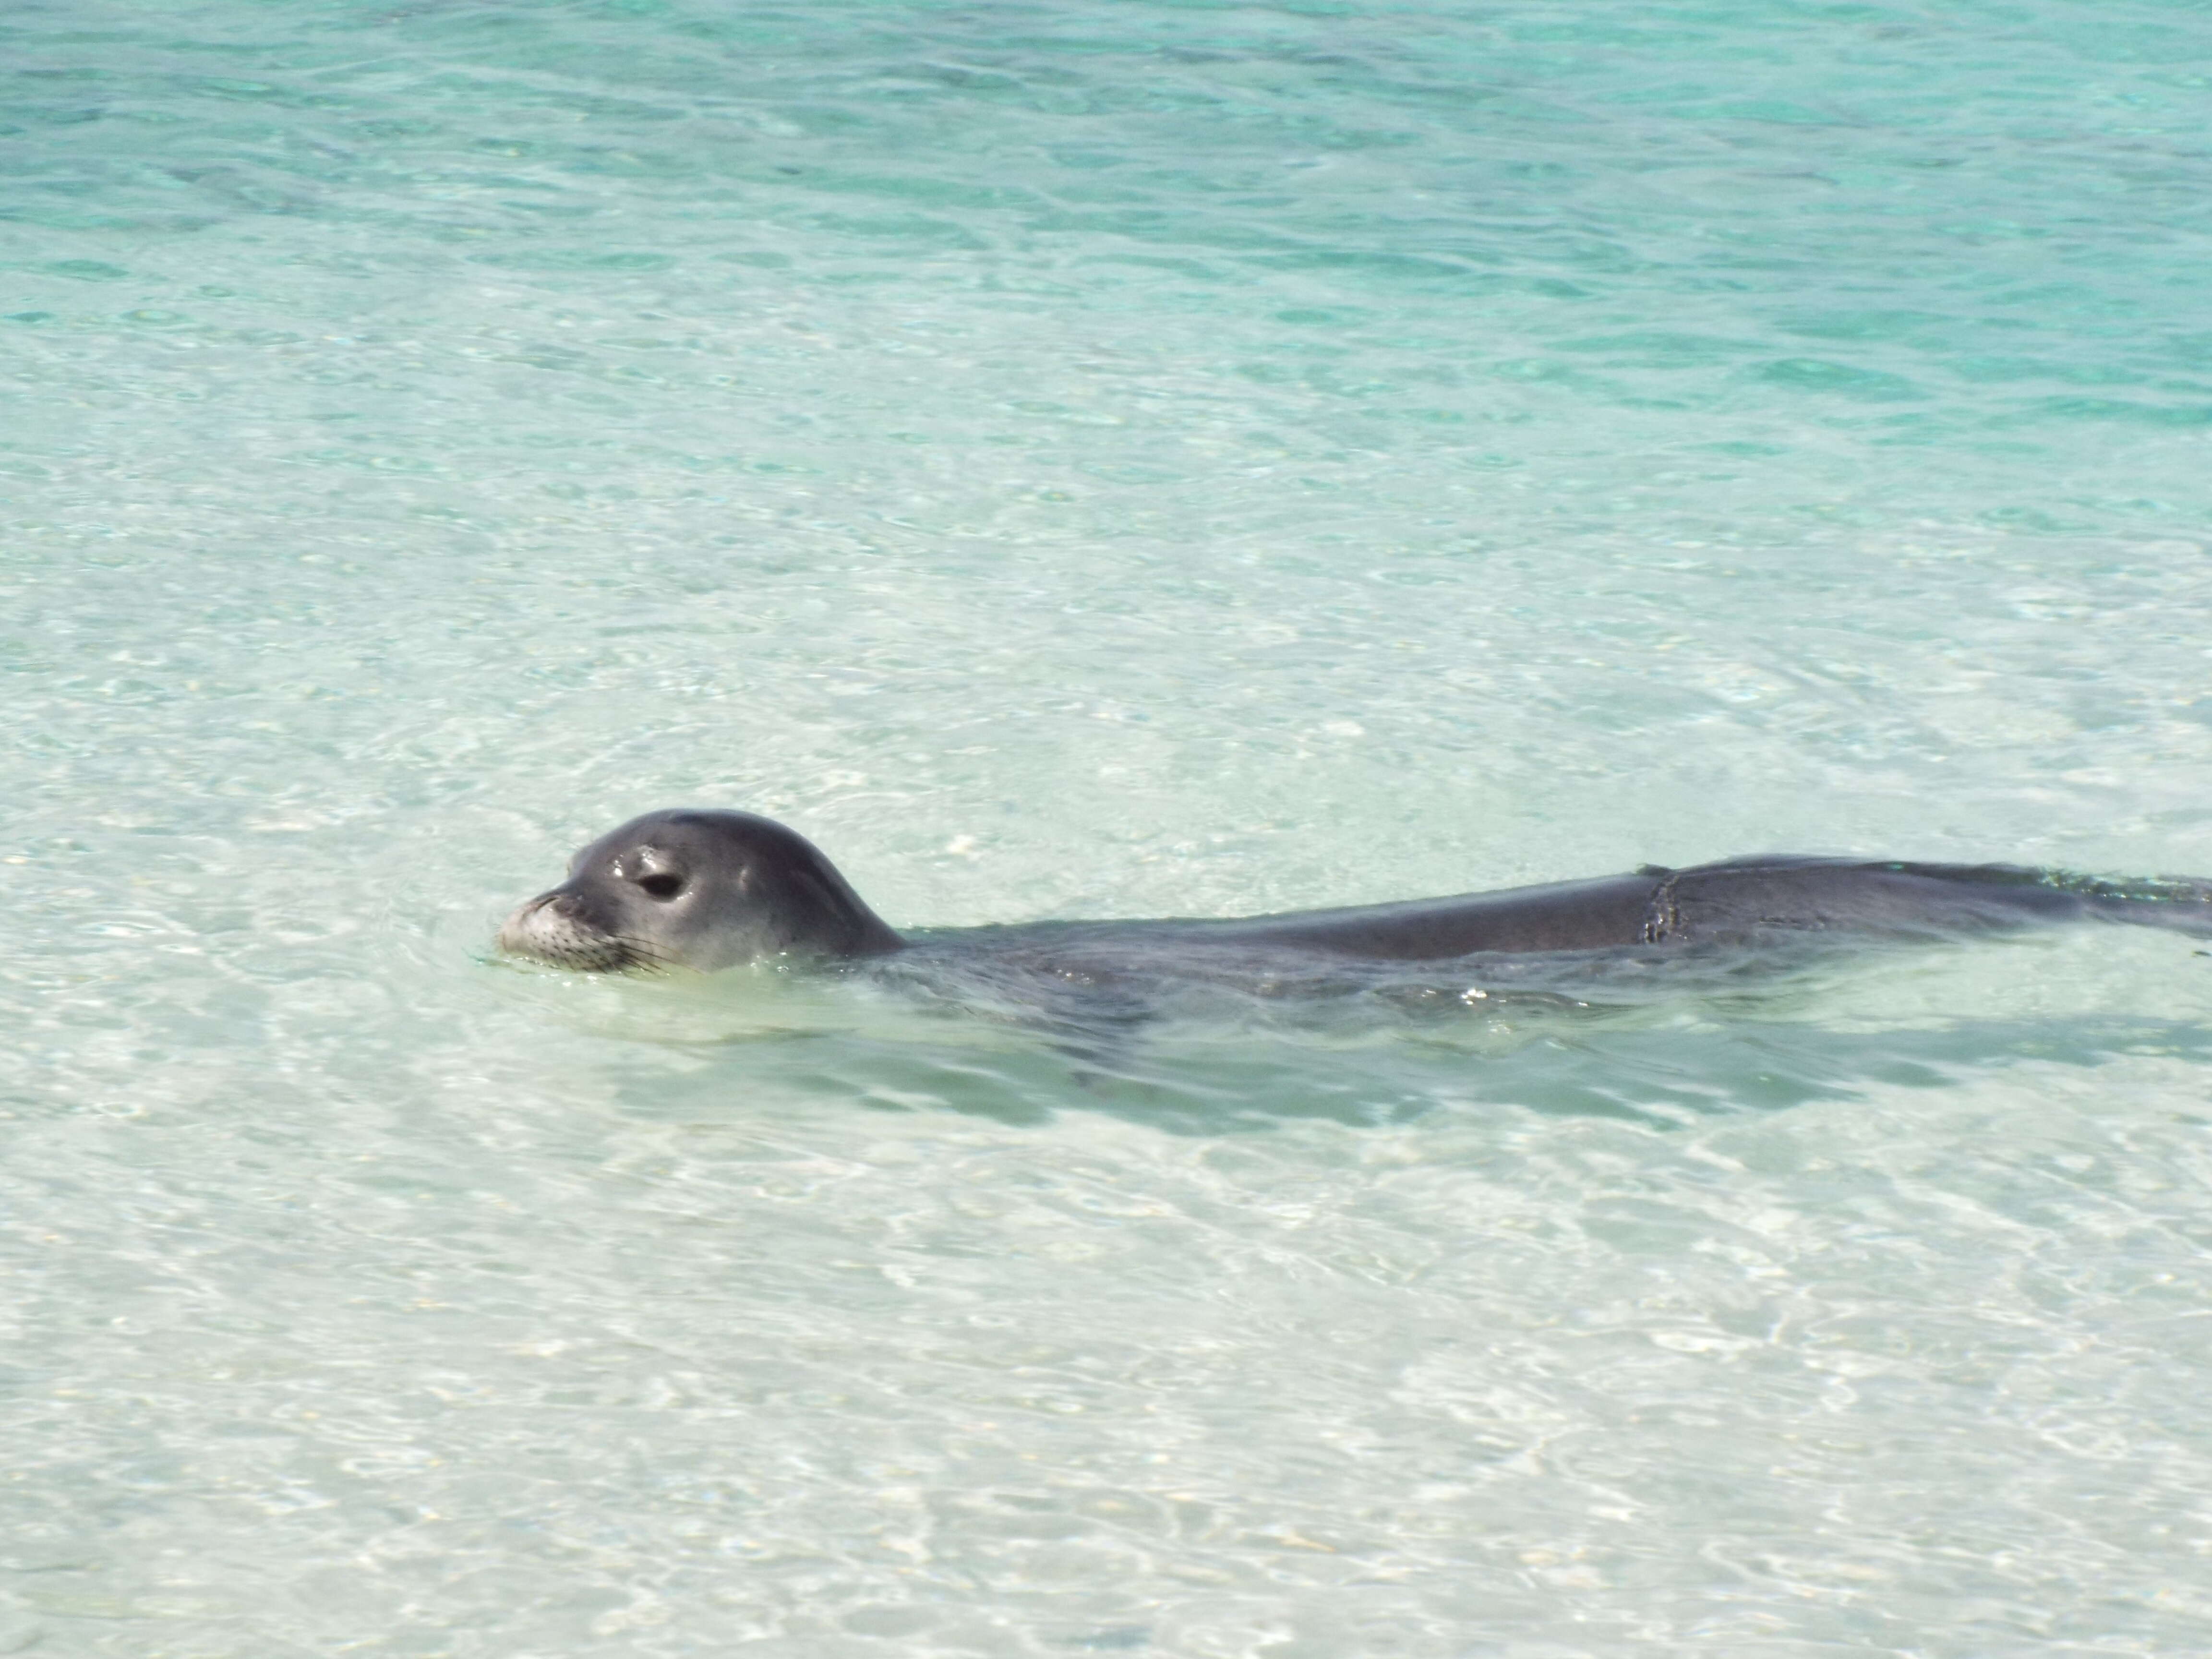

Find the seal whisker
[[607, 935, 678, 975]]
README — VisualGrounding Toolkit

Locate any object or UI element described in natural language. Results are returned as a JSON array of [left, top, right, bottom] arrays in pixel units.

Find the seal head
[[497, 808, 903, 973]]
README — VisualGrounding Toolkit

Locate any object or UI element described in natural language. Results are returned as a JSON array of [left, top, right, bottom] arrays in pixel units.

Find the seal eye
[[636, 873, 685, 901]]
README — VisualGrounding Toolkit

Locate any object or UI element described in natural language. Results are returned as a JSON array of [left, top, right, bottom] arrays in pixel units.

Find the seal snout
[[495, 890, 555, 956], [497, 885, 632, 971], [497, 885, 561, 926]]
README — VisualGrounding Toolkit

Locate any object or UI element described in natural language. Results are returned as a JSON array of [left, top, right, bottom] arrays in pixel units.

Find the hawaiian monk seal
[[497, 810, 2212, 991]]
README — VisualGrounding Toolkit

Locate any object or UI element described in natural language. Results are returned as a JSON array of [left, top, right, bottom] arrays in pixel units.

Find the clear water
[[7, 0, 2212, 1652]]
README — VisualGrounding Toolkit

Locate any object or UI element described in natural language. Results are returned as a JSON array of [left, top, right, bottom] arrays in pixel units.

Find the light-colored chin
[[497, 898, 636, 973]]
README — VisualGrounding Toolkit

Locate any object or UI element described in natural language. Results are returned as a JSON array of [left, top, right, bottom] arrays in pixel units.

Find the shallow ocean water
[[6, 0, 2212, 1653]]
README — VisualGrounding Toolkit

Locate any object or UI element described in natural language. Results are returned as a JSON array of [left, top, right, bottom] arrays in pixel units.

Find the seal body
[[498, 809, 2212, 985]]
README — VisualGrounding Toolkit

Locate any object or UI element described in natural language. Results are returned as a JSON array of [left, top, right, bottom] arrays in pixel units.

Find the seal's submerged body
[[497, 811, 2212, 1004]]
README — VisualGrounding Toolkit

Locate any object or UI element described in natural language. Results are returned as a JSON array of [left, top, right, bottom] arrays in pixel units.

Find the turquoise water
[[8, 0, 2212, 1652]]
